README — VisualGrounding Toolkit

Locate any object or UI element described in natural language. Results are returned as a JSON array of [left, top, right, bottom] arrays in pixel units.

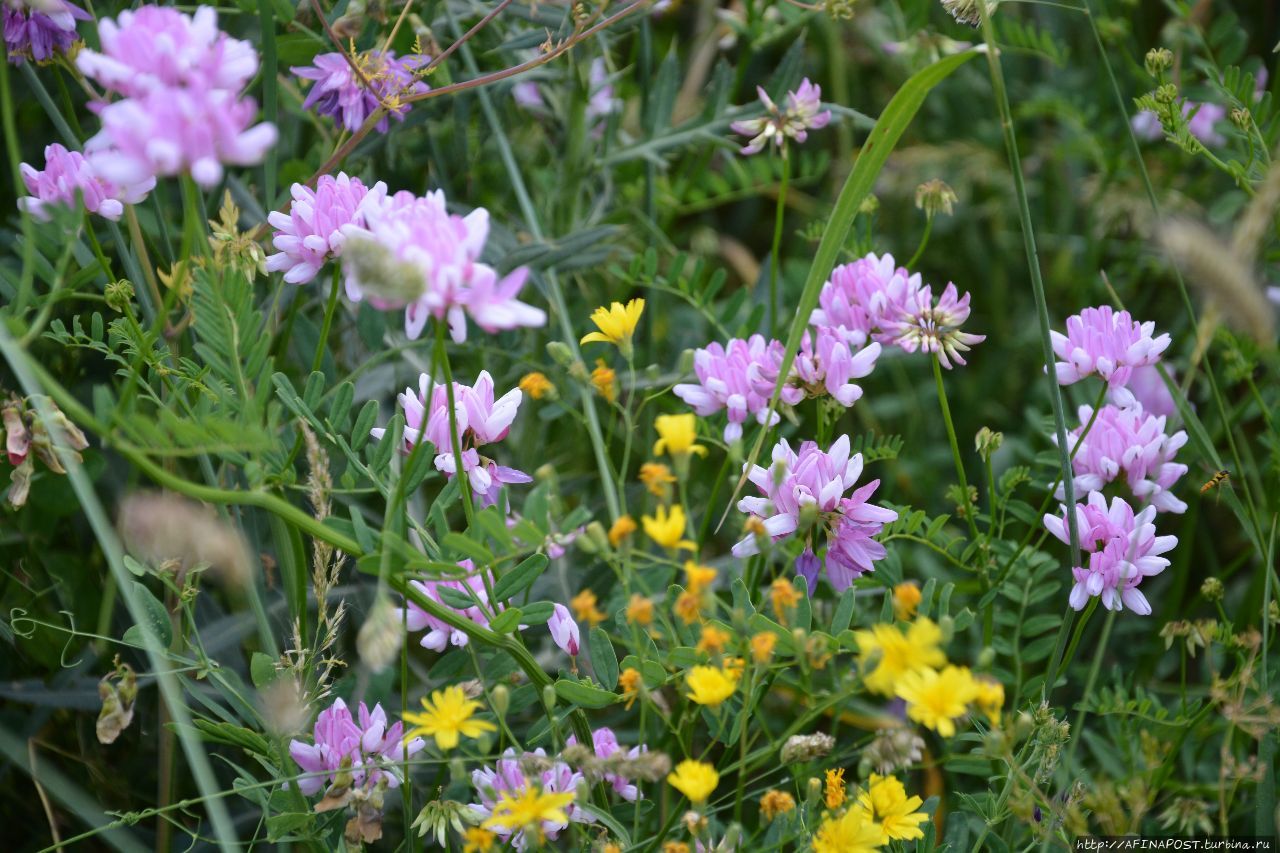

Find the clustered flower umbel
[[266, 172, 386, 284], [674, 252, 983, 443], [3, 0, 88, 64], [371, 370, 532, 506], [732, 77, 831, 155], [396, 560, 503, 652], [289, 697, 424, 796], [292, 49, 429, 133], [1055, 402, 1189, 514], [733, 434, 898, 592]]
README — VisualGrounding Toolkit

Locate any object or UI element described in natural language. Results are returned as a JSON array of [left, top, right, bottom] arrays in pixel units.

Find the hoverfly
[[1200, 470, 1230, 494]]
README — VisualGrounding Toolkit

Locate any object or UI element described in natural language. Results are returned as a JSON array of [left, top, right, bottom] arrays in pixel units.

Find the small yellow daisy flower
[[403, 685, 497, 751], [854, 617, 947, 696], [812, 805, 883, 853], [626, 594, 655, 627], [639, 461, 677, 497], [619, 667, 643, 710], [893, 581, 923, 620], [667, 759, 719, 803], [770, 577, 802, 626], [750, 631, 778, 663], [581, 298, 645, 356], [855, 773, 930, 843], [973, 676, 1005, 725], [462, 827, 496, 852], [895, 665, 980, 737], [685, 665, 739, 706], [824, 767, 847, 809], [653, 413, 707, 459], [591, 359, 618, 403], [696, 624, 732, 655], [642, 504, 695, 551], [482, 785, 576, 836], [518, 372, 555, 400]]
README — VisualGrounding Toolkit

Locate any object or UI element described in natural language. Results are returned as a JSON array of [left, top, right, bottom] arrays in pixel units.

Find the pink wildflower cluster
[[340, 188, 546, 342], [266, 173, 386, 285], [292, 50, 429, 133], [1051, 306, 1170, 387], [397, 560, 501, 652], [3, 0, 87, 64], [672, 335, 789, 443], [288, 698, 424, 796], [371, 370, 531, 506], [566, 726, 645, 801], [471, 748, 594, 849], [733, 435, 898, 592], [732, 78, 831, 155], [70, 5, 274, 189], [18, 143, 151, 222], [1109, 364, 1178, 420], [1057, 402, 1189, 514], [1044, 492, 1176, 615]]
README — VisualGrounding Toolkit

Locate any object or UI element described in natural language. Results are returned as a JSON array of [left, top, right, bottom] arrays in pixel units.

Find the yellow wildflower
[[750, 631, 778, 664], [608, 514, 637, 547], [824, 768, 847, 809], [581, 298, 645, 356], [619, 667, 643, 710], [770, 578, 802, 626], [812, 806, 884, 853], [639, 462, 677, 497], [653, 413, 708, 458], [462, 827, 496, 853], [674, 590, 702, 624], [760, 789, 796, 820], [685, 665, 739, 706], [893, 581, 923, 620], [518, 372, 555, 400], [854, 617, 947, 696], [662, 844, 691, 853], [571, 588, 606, 627], [482, 785, 576, 838], [684, 561, 717, 594], [591, 359, 618, 403], [642, 504, 695, 551], [973, 676, 1004, 725], [855, 773, 929, 843], [696, 624, 731, 655], [402, 685, 497, 750], [602, 844, 623, 853], [667, 759, 719, 803], [896, 665, 979, 737], [626, 594, 654, 627]]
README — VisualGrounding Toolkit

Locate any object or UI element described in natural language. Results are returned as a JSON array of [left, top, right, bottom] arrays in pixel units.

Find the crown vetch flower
[[397, 560, 501, 652], [3, 0, 87, 64], [292, 50, 428, 133], [673, 334, 790, 443], [733, 435, 898, 592], [18, 143, 153, 222], [288, 697, 424, 795], [75, 5, 256, 96], [1051, 306, 1171, 387], [266, 173, 386, 284], [1110, 364, 1179, 421], [1044, 491, 1177, 615], [884, 281, 986, 368], [85, 87, 277, 189], [341, 189, 545, 341], [731, 77, 831, 155], [566, 726, 645, 801], [1056, 403, 1189, 513], [548, 603, 581, 656], [784, 327, 881, 406], [810, 252, 923, 348], [471, 748, 592, 850]]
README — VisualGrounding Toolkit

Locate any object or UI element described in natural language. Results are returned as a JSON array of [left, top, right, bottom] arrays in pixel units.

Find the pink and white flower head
[[288, 697, 424, 796], [85, 87, 277, 188], [566, 726, 644, 801], [471, 748, 592, 850], [884, 281, 986, 369], [340, 189, 545, 342], [810, 253, 924, 348], [292, 50, 428, 133], [732, 435, 898, 591], [1057, 402, 1188, 513], [397, 560, 500, 652], [75, 5, 257, 97], [764, 327, 880, 406], [731, 77, 831, 155], [548, 603, 580, 656], [1051, 306, 1170, 387], [18, 143, 153, 222], [266, 173, 387, 284], [370, 370, 532, 506], [1109, 364, 1179, 421], [673, 335, 790, 444], [1044, 491, 1176, 615]]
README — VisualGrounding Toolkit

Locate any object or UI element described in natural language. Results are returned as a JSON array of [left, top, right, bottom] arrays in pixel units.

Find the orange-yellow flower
[[518, 372, 555, 400], [639, 462, 677, 496], [696, 624, 731, 655], [608, 514, 637, 547], [893, 582, 922, 620], [626, 594, 654, 627], [571, 588, 606, 627], [770, 577, 802, 625], [750, 631, 778, 663]]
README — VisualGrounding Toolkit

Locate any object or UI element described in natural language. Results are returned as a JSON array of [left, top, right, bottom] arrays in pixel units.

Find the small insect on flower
[[1200, 470, 1229, 494]]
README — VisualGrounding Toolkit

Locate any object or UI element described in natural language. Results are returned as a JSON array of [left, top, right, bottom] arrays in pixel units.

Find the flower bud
[[677, 348, 696, 375], [804, 776, 823, 810], [541, 684, 557, 712], [975, 426, 1003, 461], [581, 520, 609, 555], [104, 279, 135, 313], [1155, 83, 1179, 105], [1144, 47, 1173, 77], [939, 614, 955, 643], [490, 684, 510, 719], [858, 194, 880, 215], [977, 646, 996, 668], [1231, 108, 1252, 131], [546, 340, 575, 367], [914, 179, 958, 219], [1200, 577, 1224, 602]]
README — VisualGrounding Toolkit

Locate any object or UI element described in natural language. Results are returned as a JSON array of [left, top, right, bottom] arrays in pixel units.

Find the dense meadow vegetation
[[1, 0, 1278, 849]]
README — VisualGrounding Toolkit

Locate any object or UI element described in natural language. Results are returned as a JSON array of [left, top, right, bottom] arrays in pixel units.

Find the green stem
[[1065, 606, 1115, 770], [435, 319, 476, 528], [933, 357, 981, 543], [310, 266, 341, 374], [769, 153, 791, 337], [906, 215, 933, 269]]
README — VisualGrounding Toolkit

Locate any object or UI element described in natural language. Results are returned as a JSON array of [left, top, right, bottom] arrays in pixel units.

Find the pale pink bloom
[[1109, 364, 1179, 421], [1044, 491, 1176, 615], [810, 253, 924, 348], [756, 327, 880, 406], [884, 281, 986, 368], [18, 142, 152, 222], [370, 370, 531, 506], [292, 50, 428, 133], [76, 5, 257, 96], [566, 727, 644, 801], [471, 748, 592, 850], [733, 435, 897, 591], [673, 334, 791, 443], [340, 189, 545, 341], [1051, 306, 1170, 387], [1057, 403, 1188, 513], [85, 87, 277, 188], [397, 560, 499, 652], [548, 603, 580, 656], [288, 697, 424, 796], [266, 173, 386, 284], [731, 77, 832, 155]]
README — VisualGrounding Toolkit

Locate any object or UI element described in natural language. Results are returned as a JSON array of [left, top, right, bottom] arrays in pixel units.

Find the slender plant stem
[[769, 153, 791, 337], [933, 357, 981, 542], [1066, 606, 1115, 769], [435, 319, 477, 528], [907, 215, 933, 268], [310, 266, 342, 374]]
